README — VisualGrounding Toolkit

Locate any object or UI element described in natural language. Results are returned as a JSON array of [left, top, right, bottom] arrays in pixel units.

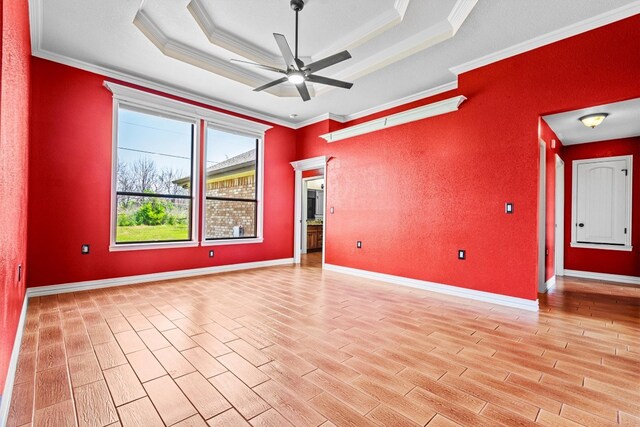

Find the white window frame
[[570, 154, 633, 252], [201, 123, 265, 246], [105, 81, 271, 251]]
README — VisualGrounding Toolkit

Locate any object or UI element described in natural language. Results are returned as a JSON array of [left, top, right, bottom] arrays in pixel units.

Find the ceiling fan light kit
[[231, 0, 354, 101]]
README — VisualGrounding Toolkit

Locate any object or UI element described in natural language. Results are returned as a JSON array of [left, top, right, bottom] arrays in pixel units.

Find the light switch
[[330, 207, 334, 214], [81, 244, 90, 254], [458, 250, 466, 260], [505, 202, 514, 214]]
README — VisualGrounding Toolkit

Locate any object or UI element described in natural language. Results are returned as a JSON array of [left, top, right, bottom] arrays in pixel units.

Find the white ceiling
[[543, 98, 640, 146], [30, 0, 640, 127]]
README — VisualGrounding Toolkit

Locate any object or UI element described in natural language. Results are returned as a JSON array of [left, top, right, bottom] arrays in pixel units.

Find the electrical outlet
[[356, 241, 362, 249], [330, 207, 334, 214], [209, 250, 215, 258], [458, 249, 466, 260], [81, 244, 90, 254], [17, 264, 22, 283], [505, 202, 514, 214]]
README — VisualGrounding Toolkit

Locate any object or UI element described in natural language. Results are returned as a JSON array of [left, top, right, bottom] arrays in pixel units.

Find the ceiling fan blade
[[295, 82, 311, 102], [304, 50, 351, 74], [230, 59, 286, 74], [273, 33, 298, 70], [306, 75, 353, 89], [253, 77, 289, 92]]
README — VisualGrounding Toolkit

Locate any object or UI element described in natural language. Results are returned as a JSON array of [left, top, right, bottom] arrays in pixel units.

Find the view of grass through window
[[115, 106, 194, 243]]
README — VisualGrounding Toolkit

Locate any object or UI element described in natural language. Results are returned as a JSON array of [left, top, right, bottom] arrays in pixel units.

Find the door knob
[[578, 223, 584, 227]]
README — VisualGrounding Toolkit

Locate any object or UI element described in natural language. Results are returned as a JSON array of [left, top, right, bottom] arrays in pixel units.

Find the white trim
[[201, 238, 264, 246], [290, 157, 329, 265], [0, 296, 29, 426], [544, 275, 557, 292], [538, 140, 546, 293], [563, 270, 640, 286], [450, 2, 640, 75], [555, 154, 565, 276], [324, 264, 539, 312], [320, 96, 466, 143], [569, 242, 632, 252], [570, 155, 632, 249], [345, 81, 458, 122], [26, 258, 294, 298], [293, 113, 347, 130], [110, 242, 200, 252]]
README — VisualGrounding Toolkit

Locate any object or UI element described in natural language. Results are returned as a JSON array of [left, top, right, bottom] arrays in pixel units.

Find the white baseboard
[[545, 275, 557, 292], [324, 264, 539, 312], [563, 269, 640, 285], [27, 258, 294, 297], [0, 295, 29, 427]]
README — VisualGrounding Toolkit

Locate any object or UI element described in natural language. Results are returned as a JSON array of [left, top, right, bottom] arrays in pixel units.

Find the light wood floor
[[6, 253, 640, 426]]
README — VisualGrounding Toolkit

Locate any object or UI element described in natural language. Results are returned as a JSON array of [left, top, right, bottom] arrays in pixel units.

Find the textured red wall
[[563, 137, 640, 277], [0, 0, 30, 395], [27, 58, 297, 287], [296, 15, 640, 300], [540, 119, 563, 281]]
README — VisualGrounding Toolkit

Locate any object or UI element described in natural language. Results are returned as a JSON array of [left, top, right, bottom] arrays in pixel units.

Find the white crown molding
[[27, 258, 295, 298], [292, 112, 347, 129], [188, 0, 411, 66], [563, 269, 640, 286], [140, 0, 476, 101], [320, 95, 466, 143], [133, 8, 308, 99], [450, 1, 640, 75], [290, 155, 329, 171], [325, 264, 539, 311], [448, 0, 478, 34], [0, 296, 29, 426], [346, 80, 458, 121]]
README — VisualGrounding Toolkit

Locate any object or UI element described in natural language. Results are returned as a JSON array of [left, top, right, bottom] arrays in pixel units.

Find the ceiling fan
[[231, 0, 353, 102]]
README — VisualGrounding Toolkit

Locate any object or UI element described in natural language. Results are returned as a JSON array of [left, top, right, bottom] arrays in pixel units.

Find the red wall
[[0, 0, 31, 395], [540, 119, 563, 281], [296, 15, 640, 300], [27, 58, 297, 287], [563, 137, 640, 277]]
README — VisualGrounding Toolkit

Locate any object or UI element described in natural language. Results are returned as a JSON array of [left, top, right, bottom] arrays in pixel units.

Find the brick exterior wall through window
[[206, 173, 256, 238]]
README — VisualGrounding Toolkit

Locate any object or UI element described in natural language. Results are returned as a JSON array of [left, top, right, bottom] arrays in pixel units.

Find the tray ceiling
[[31, 0, 639, 127]]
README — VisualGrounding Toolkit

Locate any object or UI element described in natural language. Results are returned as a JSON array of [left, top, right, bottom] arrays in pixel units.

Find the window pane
[[116, 195, 191, 243], [117, 107, 193, 196], [205, 200, 256, 239], [205, 128, 257, 200]]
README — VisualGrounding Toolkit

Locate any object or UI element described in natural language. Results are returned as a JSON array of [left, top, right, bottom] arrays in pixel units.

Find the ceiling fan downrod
[[290, 0, 304, 60]]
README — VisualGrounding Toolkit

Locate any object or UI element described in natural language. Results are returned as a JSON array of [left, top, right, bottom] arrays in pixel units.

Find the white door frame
[[290, 156, 329, 265], [538, 140, 547, 293], [555, 154, 565, 276]]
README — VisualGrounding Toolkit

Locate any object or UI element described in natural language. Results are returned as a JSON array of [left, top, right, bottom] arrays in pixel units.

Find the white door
[[575, 158, 628, 245]]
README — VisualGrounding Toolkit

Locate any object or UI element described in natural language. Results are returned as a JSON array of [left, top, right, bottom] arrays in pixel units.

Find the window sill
[[201, 238, 264, 246], [570, 242, 633, 252], [110, 241, 199, 252]]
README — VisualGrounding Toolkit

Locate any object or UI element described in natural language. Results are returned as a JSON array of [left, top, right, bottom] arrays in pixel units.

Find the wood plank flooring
[[6, 253, 640, 426]]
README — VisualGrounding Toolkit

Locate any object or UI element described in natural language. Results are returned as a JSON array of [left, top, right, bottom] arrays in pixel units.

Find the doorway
[[302, 176, 325, 259], [290, 156, 328, 266]]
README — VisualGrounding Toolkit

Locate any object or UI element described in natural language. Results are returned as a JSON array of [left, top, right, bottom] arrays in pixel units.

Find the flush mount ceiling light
[[579, 113, 608, 128], [230, 0, 353, 102]]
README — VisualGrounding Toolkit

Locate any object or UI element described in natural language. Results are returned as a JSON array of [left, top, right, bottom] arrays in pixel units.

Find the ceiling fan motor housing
[[290, 0, 305, 12]]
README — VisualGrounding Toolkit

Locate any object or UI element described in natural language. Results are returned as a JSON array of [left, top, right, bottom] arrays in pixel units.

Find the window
[[106, 81, 270, 250], [114, 106, 197, 245], [571, 155, 633, 251], [203, 127, 262, 241]]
